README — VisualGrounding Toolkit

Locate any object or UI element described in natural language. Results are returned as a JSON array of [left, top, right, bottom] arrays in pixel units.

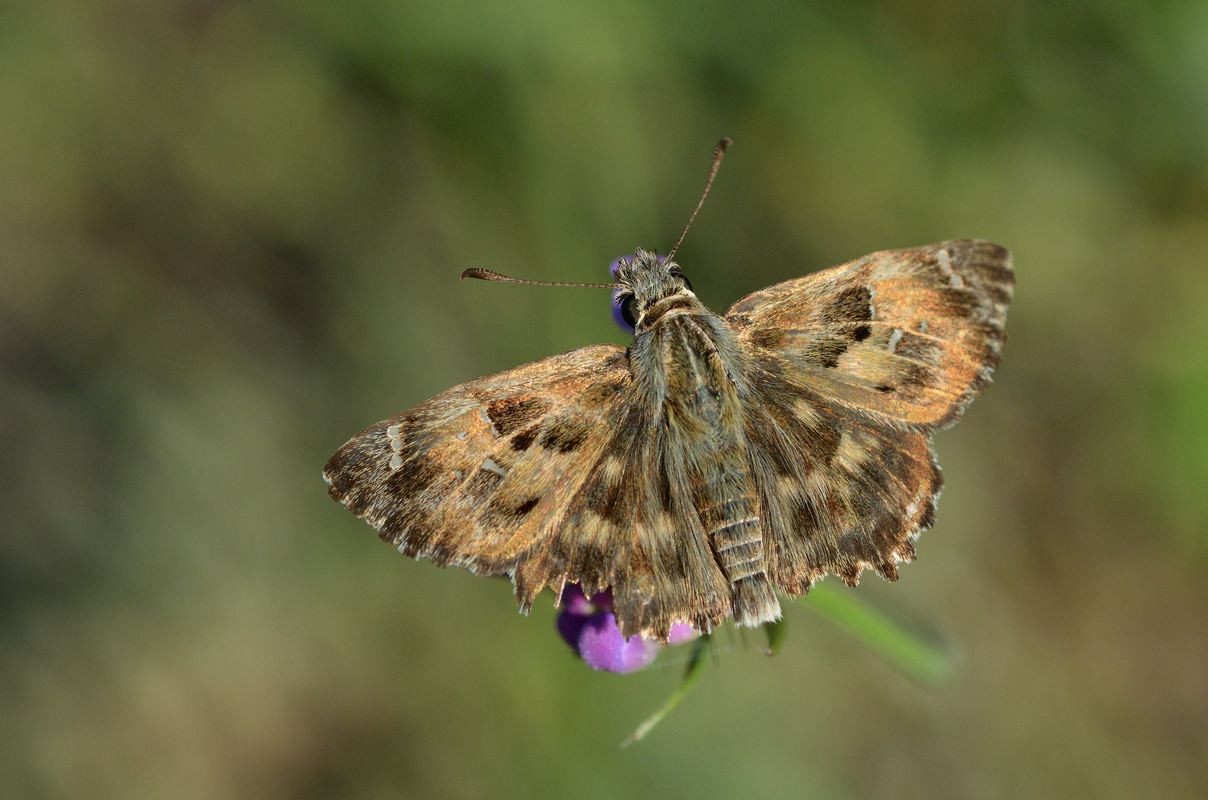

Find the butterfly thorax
[[616, 252, 781, 626]]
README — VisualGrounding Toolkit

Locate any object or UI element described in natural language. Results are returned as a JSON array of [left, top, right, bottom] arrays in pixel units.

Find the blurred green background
[[4, 1, 1207, 798]]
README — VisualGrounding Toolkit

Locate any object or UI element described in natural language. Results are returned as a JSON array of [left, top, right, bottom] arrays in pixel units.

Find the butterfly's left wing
[[726, 240, 1012, 591]]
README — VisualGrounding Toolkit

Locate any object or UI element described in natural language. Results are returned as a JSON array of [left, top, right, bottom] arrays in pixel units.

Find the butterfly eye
[[621, 296, 639, 329], [669, 267, 694, 293], [612, 291, 638, 333]]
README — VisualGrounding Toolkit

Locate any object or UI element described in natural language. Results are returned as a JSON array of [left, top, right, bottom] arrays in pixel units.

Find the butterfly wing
[[518, 393, 733, 638], [727, 240, 1012, 591], [727, 239, 1013, 429], [324, 344, 731, 639], [740, 367, 942, 592]]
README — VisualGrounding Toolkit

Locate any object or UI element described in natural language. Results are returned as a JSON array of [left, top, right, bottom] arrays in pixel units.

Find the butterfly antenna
[[460, 268, 615, 289], [666, 137, 732, 261]]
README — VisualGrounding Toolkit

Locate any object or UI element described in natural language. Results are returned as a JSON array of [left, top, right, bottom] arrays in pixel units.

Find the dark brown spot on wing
[[810, 422, 843, 467], [510, 424, 539, 451], [743, 399, 800, 478], [789, 492, 823, 535], [831, 285, 873, 323], [572, 540, 612, 591], [539, 419, 590, 453], [485, 493, 541, 524], [935, 290, 977, 319], [985, 284, 1013, 306], [582, 475, 623, 523], [894, 334, 942, 364], [900, 363, 935, 391], [750, 326, 787, 350], [801, 336, 849, 368], [323, 446, 363, 498], [974, 258, 1014, 285], [486, 397, 549, 436]]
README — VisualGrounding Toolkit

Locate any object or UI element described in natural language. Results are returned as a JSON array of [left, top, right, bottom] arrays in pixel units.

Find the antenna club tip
[[460, 268, 486, 281], [718, 137, 733, 150]]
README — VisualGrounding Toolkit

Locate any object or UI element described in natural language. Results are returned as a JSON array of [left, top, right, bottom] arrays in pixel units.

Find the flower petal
[[667, 622, 698, 646], [578, 613, 661, 673]]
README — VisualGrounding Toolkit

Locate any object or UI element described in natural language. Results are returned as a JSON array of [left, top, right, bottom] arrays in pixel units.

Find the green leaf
[[807, 582, 956, 686], [621, 582, 952, 747], [762, 616, 788, 656], [621, 633, 711, 747]]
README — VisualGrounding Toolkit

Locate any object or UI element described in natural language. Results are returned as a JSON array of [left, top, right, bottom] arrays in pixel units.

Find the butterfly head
[[610, 249, 697, 333]]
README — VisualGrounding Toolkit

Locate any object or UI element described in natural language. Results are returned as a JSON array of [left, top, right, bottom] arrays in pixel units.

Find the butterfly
[[323, 141, 1013, 641]]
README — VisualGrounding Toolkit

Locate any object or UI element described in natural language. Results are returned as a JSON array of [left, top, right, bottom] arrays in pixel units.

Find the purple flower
[[667, 620, 697, 646], [556, 584, 697, 673]]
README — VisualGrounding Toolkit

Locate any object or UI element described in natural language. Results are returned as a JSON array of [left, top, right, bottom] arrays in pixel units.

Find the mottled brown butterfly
[[324, 140, 1013, 641]]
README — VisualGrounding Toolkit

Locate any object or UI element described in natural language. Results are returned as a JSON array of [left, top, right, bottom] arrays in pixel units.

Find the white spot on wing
[[386, 424, 402, 438], [887, 328, 903, 354], [936, 248, 963, 289], [389, 453, 403, 470], [482, 457, 507, 478]]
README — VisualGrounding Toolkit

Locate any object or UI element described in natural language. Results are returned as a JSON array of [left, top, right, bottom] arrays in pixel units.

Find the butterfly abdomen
[[691, 422, 782, 625]]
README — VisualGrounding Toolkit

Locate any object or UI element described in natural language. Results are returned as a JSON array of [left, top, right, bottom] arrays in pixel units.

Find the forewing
[[323, 345, 633, 576], [727, 240, 1013, 429]]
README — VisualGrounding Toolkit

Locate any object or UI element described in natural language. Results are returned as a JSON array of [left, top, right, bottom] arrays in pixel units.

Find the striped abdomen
[[658, 312, 781, 625]]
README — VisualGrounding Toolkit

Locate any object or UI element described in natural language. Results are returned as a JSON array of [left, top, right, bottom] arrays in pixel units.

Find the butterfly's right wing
[[324, 344, 731, 639], [323, 345, 633, 580]]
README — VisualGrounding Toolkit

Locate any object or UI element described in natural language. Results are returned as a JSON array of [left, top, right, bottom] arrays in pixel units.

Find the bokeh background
[[4, 2, 1207, 798]]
